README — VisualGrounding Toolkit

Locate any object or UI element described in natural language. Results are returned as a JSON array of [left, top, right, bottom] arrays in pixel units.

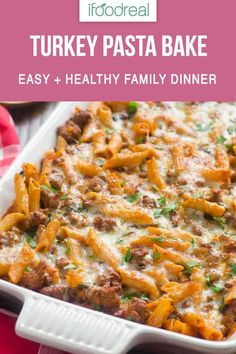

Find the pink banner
[[0, 0, 235, 100]]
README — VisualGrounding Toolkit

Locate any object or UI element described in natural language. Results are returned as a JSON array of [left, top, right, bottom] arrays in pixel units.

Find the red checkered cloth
[[0, 105, 67, 353], [0, 105, 21, 176]]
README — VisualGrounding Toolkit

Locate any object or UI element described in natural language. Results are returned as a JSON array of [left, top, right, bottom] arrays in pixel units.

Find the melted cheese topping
[[1, 101, 236, 340]]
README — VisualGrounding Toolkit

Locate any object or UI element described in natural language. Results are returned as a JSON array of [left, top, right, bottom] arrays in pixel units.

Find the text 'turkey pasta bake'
[[1, 101, 236, 341]]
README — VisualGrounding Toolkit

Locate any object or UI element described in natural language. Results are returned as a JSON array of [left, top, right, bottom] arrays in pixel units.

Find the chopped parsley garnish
[[152, 249, 160, 260], [225, 144, 233, 152], [24, 266, 32, 272], [190, 239, 195, 247], [205, 274, 211, 286], [161, 201, 179, 215], [122, 231, 134, 237], [65, 244, 71, 256], [120, 179, 126, 187], [140, 294, 149, 301], [124, 248, 133, 262], [128, 101, 138, 115], [125, 193, 140, 203], [26, 234, 36, 249], [41, 185, 58, 194], [195, 122, 213, 132], [121, 293, 149, 302], [63, 264, 77, 270], [227, 126, 234, 135], [213, 216, 226, 229], [60, 194, 68, 200], [140, 164, 146, 172], [211, 283, 224, 294], [49, 254, 55, 263], [105, 128, 114, 135], [150, 237, 164, 243], [216, 135, 227, 144], [115, 239, 124, 245], [230, 262, 236, 275], [157, 196, 167, 207], [182, 261, 200, 276], [121, 293, 134, 301], [95, 159, 105, 167], [66, 204, 84, 214], [153, 201, 179, 218]]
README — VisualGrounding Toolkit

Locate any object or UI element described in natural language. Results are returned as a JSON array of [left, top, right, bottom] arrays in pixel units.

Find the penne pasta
[[14, 173, 29, 214], [28, 178, 41, 211], [36, 219, 60, 252], [182, 197, 225, 217], [147, 157, 166, 190]]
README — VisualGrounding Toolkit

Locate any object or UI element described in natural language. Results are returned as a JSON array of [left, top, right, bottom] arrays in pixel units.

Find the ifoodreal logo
[[79, 0, 157, 22]]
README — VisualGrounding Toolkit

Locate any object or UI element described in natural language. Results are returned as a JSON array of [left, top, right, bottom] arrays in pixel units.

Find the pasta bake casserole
[[1, 101, 236, 341]]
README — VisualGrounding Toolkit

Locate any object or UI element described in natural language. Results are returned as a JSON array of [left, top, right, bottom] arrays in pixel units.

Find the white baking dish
[[0, 102, 235, 354]]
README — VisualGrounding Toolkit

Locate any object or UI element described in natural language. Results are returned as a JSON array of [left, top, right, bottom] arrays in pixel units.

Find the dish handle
[[16, 294, 143, 354]]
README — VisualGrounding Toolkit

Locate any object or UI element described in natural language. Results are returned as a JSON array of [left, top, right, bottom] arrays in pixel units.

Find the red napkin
[[0, 105, 21, 176], [0, 106, 67, 353]]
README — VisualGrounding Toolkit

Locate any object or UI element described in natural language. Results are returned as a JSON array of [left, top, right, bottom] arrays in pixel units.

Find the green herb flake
[[227, 126, 234, 135], [211, 283, 224, 294], [49, 254, 55, 263], [124, 248, 133, 262], [157, 196, 167, 207], [216, 135, 227, 145], [195, 122, 213, 132], [152, 250, 160, 261], [95, 159, 105, 167], [24, 266, 32, 273], [60, 194, 68, 200], [128, 101, 138, 115], [225, 144, 233, 152], [65, 244, 71, 256], [182, 261, 200, 276], [41, 184, 58, 194], [213, 216, 226, 229], [63, 263, 77, 270], [190, 239, 195, 247], [66, 204, 84, 214], [161, 201, 179, 216], [230, 262, 236, 275], [205, 274, 211, 286], [140, 164, 146, 172], [153, 209, 162, 218], [122, 231, 134, 237], [26, 234, 36, 249], [140, 294, 149, 301], [125, 193, 140, 203], [121, 294, 134, 301], [105, 128, 114, 135], [150, 237, 164, 243], [115, 239, 124, 245]]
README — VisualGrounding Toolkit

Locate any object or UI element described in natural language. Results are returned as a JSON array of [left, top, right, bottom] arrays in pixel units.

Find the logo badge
[[79, 0, 157, 22]]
